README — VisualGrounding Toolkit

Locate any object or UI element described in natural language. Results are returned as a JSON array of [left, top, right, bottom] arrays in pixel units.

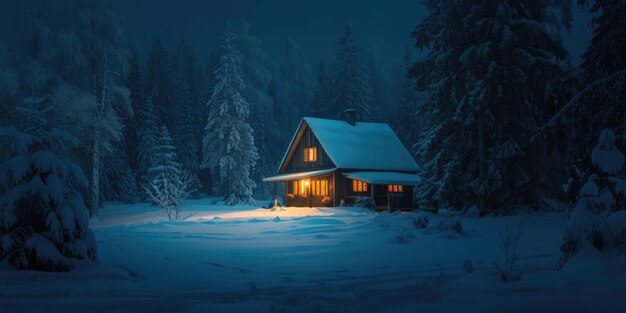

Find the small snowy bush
[[451, 219, 464, 233], [394, 227, 410, 244], [144, 171, 196, 221], [413, 213, 429, 229], [559, 129, 626, 268], [354, 196, 376, 210], [437, 218, 463, 234], [558, 230, 581, 269]]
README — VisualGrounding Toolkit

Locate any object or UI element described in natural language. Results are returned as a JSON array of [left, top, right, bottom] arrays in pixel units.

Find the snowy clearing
[[1, 198, 625, 313]]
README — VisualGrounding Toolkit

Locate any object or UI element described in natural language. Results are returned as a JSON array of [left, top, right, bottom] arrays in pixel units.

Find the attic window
[[304, 147, 317, 162], [388, 185, 404, 193], [352, 180, 368, 193]]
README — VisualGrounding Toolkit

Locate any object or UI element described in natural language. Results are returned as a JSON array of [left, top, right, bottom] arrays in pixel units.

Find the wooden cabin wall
[[285, 127, 333, 172], [337, 175, 415, 209]]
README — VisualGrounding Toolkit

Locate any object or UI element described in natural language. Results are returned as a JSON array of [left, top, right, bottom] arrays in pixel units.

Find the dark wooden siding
[[284, 126, 333, 172], [334, 174, 415, 209]]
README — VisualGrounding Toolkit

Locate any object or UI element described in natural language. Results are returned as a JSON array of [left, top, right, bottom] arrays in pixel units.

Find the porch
[[263, 168, 336, 207]]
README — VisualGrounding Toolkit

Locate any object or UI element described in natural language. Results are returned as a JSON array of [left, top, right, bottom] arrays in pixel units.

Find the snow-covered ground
[[1, 198, 625, 313]]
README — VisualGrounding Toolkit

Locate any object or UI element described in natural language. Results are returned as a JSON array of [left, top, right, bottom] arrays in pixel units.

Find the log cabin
[[263, 109, 420, 210]]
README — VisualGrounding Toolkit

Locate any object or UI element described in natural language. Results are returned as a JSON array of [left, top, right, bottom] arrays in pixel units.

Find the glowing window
[[308, 179, 328, 196], [352, 179, 368, 192], [293, 179, 328, 195], [388, 185, 404, 193], [304, 147, 317, 162]]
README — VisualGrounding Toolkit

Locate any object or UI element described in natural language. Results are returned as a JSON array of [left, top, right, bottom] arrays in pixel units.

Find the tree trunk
[[478, 114, 487, 216], [90, 136, 100, 218]]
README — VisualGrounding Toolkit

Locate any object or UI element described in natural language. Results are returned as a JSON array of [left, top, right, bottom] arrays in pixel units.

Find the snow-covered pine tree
[[228, 21, 274, 199], [331, 25, 374, 120], [411, 0, 574, 213], [137, 97, 160, 193], [143, 125, 196, 220], [147, 125, 181, 192], [0, 0, 131, 217], [202, 25, 259, 205], [560, 129, 626, 267], [0, 103, 96, 272]]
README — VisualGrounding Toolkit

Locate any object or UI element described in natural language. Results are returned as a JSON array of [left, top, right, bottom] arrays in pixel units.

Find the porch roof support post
[[273, 182, 277, 207]]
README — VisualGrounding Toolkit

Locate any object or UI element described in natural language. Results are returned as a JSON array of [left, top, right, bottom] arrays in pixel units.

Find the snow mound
[[591, 129, 624, 175]]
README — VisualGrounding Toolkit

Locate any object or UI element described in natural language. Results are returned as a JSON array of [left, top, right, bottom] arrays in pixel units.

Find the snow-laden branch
[[529, 67, 626, 142]]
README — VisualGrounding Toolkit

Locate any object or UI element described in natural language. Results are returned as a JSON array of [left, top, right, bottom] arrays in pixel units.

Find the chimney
[[344, 108, 356, 126]]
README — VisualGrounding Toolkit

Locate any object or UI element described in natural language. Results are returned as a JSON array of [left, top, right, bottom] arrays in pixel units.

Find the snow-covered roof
[[343, 172, 420, 185], [279, 117, 419, 172], [263, 168, 337, 182]]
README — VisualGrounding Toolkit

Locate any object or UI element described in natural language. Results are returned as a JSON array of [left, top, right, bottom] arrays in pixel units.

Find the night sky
[[109, 0, 593, 68]]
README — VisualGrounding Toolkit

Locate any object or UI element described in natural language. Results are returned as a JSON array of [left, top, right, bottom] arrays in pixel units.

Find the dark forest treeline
[[0, 0, 624, 216], [411, 0, 625, 215], [0, 0, 413, 214]]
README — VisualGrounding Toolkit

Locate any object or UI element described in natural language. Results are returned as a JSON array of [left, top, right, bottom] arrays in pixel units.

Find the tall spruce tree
[[411, 0, 573, 214], [365, 46, 390, 122], [311, 61, 333, 119], [145, 37, 176, 131], [274, 37, 315, 127], [202, 25, 259, 205], [331, 25, 373, 120], [229, 21, 274, 199], [172, 38, 202, 193], [572, 0, 626, 159], [175, 85, 202, 193]]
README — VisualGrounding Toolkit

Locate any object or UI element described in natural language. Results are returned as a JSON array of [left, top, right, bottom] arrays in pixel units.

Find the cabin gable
[[281, 123, 334, 173]]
